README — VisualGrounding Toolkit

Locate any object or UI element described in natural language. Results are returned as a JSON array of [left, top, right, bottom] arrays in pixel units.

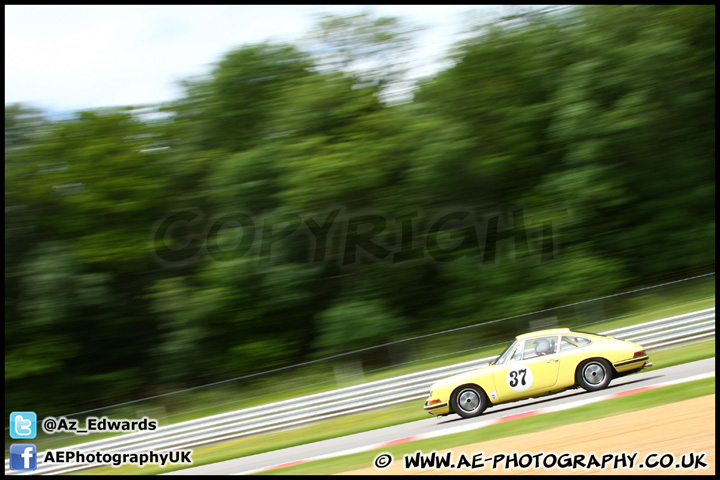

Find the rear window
[[561, 335, 592, 351]]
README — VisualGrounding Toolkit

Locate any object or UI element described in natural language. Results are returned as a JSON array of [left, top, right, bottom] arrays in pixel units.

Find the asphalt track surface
[[167, 357, 715, 475]]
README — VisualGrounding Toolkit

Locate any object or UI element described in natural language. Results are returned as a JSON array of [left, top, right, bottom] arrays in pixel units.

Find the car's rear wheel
[[576, 358, 613, 392], [450, 385, 487, 418]]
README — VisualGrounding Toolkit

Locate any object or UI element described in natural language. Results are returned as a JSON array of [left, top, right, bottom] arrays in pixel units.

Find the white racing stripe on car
[[232, 371, 715, 475]]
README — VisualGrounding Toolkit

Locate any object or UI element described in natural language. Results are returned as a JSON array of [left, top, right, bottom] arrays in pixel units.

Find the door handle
[[547, 359, 558, 364]]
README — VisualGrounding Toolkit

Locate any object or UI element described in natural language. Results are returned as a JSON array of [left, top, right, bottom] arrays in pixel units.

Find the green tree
[[306, 10, 423, 101], [169, 43, 312, 153]]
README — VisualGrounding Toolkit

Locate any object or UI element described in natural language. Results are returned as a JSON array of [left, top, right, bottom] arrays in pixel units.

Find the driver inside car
[[535, 338, 552, 356]]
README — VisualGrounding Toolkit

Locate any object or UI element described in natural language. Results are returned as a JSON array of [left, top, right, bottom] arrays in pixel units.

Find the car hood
[[431, 364, 493, 392]]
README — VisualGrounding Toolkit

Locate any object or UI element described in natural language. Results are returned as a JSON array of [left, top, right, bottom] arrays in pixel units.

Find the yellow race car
[[424, 328, 652, 418]]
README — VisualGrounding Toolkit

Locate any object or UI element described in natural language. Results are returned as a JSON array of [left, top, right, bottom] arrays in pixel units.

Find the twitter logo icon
[[10, 412, 37, 439]]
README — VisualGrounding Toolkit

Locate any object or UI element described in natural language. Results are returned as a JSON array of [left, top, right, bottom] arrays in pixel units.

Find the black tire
[[450, 384, 488, 418], [576, 358, 613, 392]]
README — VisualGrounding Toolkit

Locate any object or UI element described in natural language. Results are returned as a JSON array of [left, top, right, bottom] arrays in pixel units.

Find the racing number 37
[[506, 365, 534, 392], [509, 368, 527, 387]]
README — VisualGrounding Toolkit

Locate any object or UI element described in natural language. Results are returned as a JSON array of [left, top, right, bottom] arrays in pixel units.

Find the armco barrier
[[5, 307, 714, 475]]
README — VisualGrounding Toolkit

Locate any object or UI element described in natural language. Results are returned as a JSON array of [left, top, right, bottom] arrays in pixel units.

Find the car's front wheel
[[576, 358, 613, 392], [451, 385, 488, 418]]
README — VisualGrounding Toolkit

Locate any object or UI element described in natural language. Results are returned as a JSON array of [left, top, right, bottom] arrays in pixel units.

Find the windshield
[[493, 339, 517, 365]]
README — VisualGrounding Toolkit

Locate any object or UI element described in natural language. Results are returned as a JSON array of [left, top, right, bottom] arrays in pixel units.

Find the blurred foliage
[[4, 6, 715, 414], [306, 10, 423, 100]]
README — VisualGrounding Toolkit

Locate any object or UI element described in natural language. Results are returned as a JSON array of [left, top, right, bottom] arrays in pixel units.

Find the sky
[[4, 5, 519, 114]]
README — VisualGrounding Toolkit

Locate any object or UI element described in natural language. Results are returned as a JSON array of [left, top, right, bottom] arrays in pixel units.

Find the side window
[[561, 337, 577, 352], [561, 335, 592, 351], [523, 336, 557, 359]]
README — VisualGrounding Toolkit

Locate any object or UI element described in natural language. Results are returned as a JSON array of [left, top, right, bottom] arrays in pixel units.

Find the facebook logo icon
[[10, 411, 37, 439], [10, 444, 37, 471]]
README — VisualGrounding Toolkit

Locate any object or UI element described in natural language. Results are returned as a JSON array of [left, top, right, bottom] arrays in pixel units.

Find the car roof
[[516, 328, 572, 340]]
